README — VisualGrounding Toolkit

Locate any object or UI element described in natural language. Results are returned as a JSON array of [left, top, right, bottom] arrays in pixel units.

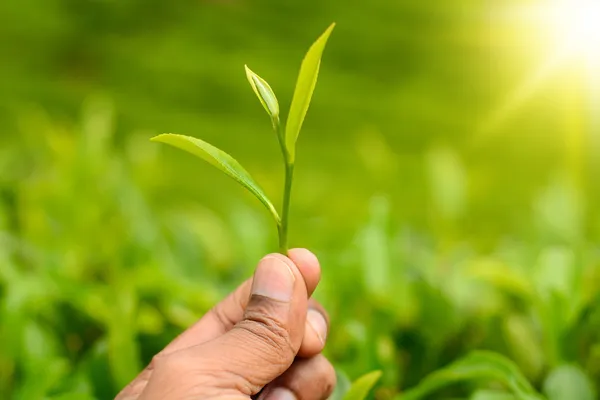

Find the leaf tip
[[320, 22, 336, 43], [150, 133, 173, 143], [244, 65, 279, 118]]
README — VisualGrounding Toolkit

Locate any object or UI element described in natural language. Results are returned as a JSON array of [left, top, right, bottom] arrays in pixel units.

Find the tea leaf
[[245, 65, 280, 119], [285, 23, 335, 162], [151, 134, 280, 223], [543, 365, 595, 400], [398, 351, 544, 400], [343, 370, 382, 400]]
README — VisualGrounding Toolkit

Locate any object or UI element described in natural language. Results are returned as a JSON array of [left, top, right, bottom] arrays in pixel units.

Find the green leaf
[[342, 370, 382, 400], [471, 390, 517, 400], [330, 369, 353, 400], [245, 65, 280, 119], [398, 351, 544, 400], [285, 23, 335, 162], [151, 134, 280, 223], [543, 365, 595, 400]]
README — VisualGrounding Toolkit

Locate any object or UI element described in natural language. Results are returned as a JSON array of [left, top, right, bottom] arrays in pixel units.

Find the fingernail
[[252, 256, 295, 302], [307, 308, 328, 345], [265, 387, 297, 400]]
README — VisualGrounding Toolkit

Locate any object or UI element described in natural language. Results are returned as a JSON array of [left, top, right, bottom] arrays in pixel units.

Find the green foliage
[[1, 100, 600, 398], [330, 369, 353, 400], [153, 25, 334, 253], [397, 351, 544, 400], [342, 370, 382, 400], [285, 23, 335, 163], [1, 2, 600, 400], [151, 133, 280, 223]]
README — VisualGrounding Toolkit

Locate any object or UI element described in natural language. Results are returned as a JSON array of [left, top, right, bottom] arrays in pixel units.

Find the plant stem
[[273, 118, 294, 254], [278, 162, 294, 253]]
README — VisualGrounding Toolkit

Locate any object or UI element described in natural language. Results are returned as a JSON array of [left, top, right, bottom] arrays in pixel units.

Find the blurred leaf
[[470, 390, 517, 400], [414, 279, 461, 347], [14, 321, 69, 399], [398, 351, 544, 400], [78, 339, 113, 399], [343, 370, 382, 400], [533, 174, 584, 243], [245, 65, 280, 119], [136, 304, 164, 334], [426, 146, 466, 221], [502, 314, 544, 380], [533, 247, 580, 366], [14, 358, 69, 400], [542, 365, 595, 400], [467, 259, 534, 302], [106, 285, 141, 389], [533, 247, 576, 300], [330, 369, 353, 400], [151, 134, 280, 223], [50, 366, 96, 400], [285, 23, 335, 162], [358, 196, 391, 295]]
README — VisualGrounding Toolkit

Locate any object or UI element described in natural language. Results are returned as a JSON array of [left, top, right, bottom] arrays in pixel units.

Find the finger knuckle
[[209, 304, 236, 331], [237, 301, 295, 361], [148, 353, 165, 371]]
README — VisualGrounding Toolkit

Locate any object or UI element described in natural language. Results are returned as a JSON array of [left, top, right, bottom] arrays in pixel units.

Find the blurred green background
[[1, 0, 599, 399]]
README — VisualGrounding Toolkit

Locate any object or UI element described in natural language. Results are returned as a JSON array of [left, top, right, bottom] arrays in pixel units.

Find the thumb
[[201, 254, 309, 395]]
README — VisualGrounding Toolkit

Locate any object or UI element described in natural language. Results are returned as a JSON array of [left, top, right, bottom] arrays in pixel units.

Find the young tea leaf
[[151, 134, 280, 223], [343, 370, 382, 400], [245, 65, 280, 119], [285, 23, 335, 162], [397, 351, 544, 400]]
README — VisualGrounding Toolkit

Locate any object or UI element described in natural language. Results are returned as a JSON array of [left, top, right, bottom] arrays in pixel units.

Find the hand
[[116, 249, 335, 400]]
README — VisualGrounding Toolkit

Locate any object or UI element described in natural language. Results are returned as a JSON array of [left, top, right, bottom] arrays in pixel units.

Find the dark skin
[[116, 249, 335, 400]]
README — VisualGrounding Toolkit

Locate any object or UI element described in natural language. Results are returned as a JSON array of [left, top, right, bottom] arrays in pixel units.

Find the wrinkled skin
[[116, 249, 335, 400]]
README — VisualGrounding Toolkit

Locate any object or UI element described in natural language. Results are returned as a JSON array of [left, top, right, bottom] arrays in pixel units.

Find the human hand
[[116, 248, 335, 400]]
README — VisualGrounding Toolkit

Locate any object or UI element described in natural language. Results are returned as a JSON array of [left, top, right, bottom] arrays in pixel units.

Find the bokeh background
[[1, 0, 599, 398]]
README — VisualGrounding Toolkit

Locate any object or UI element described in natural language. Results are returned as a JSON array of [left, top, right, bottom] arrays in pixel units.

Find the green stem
[[279, 162, 294, 254], [273, 118, 287, 164], [273, 117, 294, 254]]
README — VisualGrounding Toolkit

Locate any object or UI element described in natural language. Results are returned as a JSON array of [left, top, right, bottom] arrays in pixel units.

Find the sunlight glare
[[480, 0, 600, 137], [549, 0, 600, 62]]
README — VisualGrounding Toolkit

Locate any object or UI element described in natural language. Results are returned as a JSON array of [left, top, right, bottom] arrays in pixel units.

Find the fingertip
[[263, 355, 336, 400], [288, 248, 320, 269], [298, 309, 328, 357], [288, 248, 321, 296], [298, 300, 329, 358], [260, 253, 303, 282]]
